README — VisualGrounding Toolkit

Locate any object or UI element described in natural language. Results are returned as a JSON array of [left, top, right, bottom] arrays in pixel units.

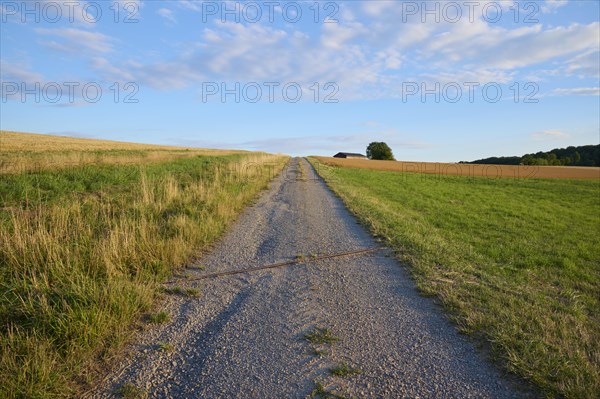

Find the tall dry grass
[[0, 153, 288, 398]]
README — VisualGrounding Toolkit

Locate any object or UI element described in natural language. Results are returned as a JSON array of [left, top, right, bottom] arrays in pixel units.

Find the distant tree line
[[461, 145, 599, 167]]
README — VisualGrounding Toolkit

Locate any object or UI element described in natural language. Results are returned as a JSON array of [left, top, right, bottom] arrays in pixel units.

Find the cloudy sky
[[1, 0, 599, 161]]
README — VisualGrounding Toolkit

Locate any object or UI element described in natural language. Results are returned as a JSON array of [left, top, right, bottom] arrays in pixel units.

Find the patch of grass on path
[[310, 380, 351, 399], [117, 382, 147, 398], [330, 363, 361, 377], [304, 327, 341, 345], [147, 311, 170, 324], [309, 158, 600, 398], [0, 152, 288, 398]]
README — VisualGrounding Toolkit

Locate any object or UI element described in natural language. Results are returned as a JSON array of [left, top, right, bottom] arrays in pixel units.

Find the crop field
[[0, 132, 288, 398], [1, 131, 248, 175], [313, 156, 600, 180], [309, 157, 600, 398]]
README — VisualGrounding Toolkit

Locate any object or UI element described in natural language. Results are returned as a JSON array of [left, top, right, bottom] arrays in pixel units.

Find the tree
[[521, 155, 535, 165], [366, 142, 395, 160]]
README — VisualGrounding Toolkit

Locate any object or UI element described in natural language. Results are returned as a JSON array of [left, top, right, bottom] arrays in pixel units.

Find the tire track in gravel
[[92, 158, 533, 398]]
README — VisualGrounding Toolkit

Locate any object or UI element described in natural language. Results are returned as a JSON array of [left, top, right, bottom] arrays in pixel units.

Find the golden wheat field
[[313, 156, 600, 180], [0, 131, 247, 174], [0, 130, 240, 153]]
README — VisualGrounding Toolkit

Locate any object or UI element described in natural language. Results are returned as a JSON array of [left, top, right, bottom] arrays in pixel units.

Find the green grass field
[[0, 148, 287, 398], [309, 158, 600, 398]]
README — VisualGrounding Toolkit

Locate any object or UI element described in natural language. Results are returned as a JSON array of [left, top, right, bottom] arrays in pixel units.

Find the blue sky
[[1, 0, 599, 161]]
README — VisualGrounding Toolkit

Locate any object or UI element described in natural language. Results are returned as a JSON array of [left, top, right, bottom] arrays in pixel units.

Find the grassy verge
[[0, 152, 287, 398], [309, 158, 600, 398]]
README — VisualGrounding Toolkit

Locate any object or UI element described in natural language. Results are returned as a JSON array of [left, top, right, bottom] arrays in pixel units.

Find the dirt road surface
[[93, 158, 529, 398]]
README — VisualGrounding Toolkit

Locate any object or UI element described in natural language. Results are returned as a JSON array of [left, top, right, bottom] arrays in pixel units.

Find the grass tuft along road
[[309, 157, 600, 398]]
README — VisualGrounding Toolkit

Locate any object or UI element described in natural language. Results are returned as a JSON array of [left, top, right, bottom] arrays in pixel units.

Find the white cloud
[[421, 20, 599, 71], [0, 59, 91, 105], [541, 0, 568, 13], [564, 50, 600, 78], [176, 0, 209, 12], [91, 57, 135, 81], [40, 0, 98, 25], [136, 61, 206, 90], [480, 23, 600, 69], [552, 87, 600, 96], [362, 1, 395, 17], [36, 28, 113, 53], [112, 0, 142, 6], [422, 69, 515, 85], [532, 130, 570, 140], [425, 18, 513, 54], [0, 60, 44, 83], [321, 21, 366, 49], [157, 8, 176, 24], [81, 1, 600, 100], [196, 22, 290, 79]]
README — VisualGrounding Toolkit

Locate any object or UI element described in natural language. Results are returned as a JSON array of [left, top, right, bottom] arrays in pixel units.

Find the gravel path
[[93, 158, 529, 398]]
